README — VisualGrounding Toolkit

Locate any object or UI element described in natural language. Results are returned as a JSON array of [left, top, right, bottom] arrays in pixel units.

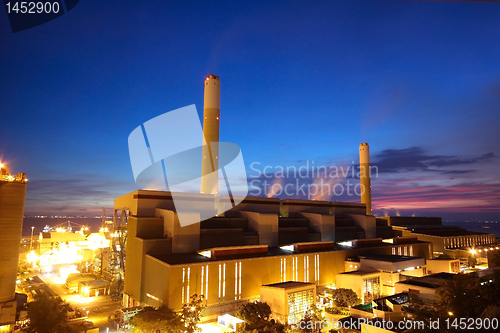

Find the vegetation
[[296, 311, 313, 333], [435, 272, 484, 318], [129, 294, 205, 333], [180, 294, 206, 333], [236, 301, 286, 333], [295, 305, 323, 333], [404, 270, 500, 332], [26, 294, 89, 333], [324, 307, 344, 315], [130, 306, 182, 333], [329, 288, 359, 308], [468, 255, 477, 268], [488, 250, 500, 268]]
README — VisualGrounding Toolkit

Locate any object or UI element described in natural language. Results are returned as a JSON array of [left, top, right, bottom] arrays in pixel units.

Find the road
[[38, 274, 124, 332]]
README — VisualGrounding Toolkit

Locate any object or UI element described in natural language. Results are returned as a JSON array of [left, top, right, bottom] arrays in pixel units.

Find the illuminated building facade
[[381, 216, 497, 255], [260, 282, 316, 323], [337, 253, 427, 302], [394, 272, 455, 301], [115, 191, 432, 317]]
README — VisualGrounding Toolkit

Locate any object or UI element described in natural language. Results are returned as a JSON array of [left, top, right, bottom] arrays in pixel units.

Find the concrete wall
[[239, 211, 279, 247], [335, 272, 382, 303], [225, 197, 281, 217], [300, 212, 335, 242], [124, 216, 172, 305], [260, 287, 286, 319], [0, 181, 27, 303], [360, 257, 425, 273], [349, 214, 376, 239], [426, 259, 460, 274], [143, 255, 171, 307], [394, 283, 436, 301], [156, 208, 200, 253], [136, 241, 431, 311], [281, 199, 331, 217]]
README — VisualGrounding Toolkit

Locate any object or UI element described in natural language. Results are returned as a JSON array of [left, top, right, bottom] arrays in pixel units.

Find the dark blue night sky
[[1, 0, 500, 221]]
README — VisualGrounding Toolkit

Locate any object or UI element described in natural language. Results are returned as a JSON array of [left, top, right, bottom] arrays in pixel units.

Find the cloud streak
[[246, 146, 500, 219]]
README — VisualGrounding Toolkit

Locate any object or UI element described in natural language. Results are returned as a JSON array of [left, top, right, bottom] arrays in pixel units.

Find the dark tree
[[296, 311, 313, 333], [130, 306, 182, 333], [488, 250, 500, 268], [236, 301, 287, 333], [236, 301, 272, 326], [179, 294, 206, 333], [468, 255, 477, 268], [26, 294, 68, 333], [435, 273, 484, 318], [330, 288, 359, 308]]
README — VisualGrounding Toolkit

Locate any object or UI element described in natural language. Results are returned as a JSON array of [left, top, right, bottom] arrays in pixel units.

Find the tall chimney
[[359, 143, 372, 215], [200, 74, 220, 195]]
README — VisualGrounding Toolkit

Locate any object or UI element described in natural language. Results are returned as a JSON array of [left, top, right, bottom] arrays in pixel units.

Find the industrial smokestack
[[200, 74, 220, 195], [359, 143, 372, 215], [0, 162, 27, 304]]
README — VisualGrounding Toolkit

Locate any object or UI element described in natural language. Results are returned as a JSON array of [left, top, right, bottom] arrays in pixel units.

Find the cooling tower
[[0, 167, 27, 303], [200, 74, 220, 195], [359, 143, 372, 215]]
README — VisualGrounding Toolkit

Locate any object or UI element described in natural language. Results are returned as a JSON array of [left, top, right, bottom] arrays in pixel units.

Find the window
[[201, 266, 204, 298], [288, 289, 314, 319], [218, 264, 222, 299], [223, 263, 226, 298], [292, 257, 299, 281], [182, 267, 191, 304], [182, 268, 185, 304], [186, 267, 190, 303], [281, 258, 287, 282], [235, 262, 242, 300], [363, 276, 380, 301], [314, 254, 320, 284], [304, 256, 309, 282], [205, 265, 209, 301]]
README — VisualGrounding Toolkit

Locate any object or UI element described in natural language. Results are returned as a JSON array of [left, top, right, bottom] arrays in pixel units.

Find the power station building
[[379, 216, 497, 255], [115, 192, 432, 316], [115, 75, 436, 319], [0, 162, 28, 331]]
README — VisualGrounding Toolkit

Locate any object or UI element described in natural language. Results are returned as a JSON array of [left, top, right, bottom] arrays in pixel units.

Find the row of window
[[281, 254, 320, 283], [444, 235, 496, 249], [181, 255, 323, 304], [391, 245, 414, 256]]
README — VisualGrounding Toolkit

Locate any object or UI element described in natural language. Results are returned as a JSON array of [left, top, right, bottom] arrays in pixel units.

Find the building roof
[[148, 247, 293, 265], [147, 238, 430, 266], [360, 254, 424, 263], [427, 257, 459, 261], [263, 281, 314, 289], [338, 268, 380, 276], [396, 272, 455, 289], [374, 292, 409, 305], [399, 225, 494, 237], [79, 279, 108, 288]]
